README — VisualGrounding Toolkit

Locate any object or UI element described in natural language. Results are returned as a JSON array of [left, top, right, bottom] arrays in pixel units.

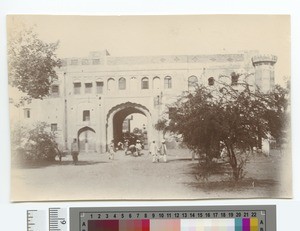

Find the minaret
[[252, 54, 277, 93]]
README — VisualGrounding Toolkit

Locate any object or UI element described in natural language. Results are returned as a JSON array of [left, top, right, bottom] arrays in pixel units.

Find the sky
[[7, 15, 290, 84]]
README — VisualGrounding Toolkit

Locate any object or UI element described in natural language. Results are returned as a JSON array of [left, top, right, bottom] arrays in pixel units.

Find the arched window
[[107, 78, 116, 92], [141, 77, 149, 89], [118, 77, 126, 90], [208, 77, 215, 86], [153, 76, 161, 90], [188, 76, 198, 91], [130, 77, 138, 90], [164, 76, 172, 89]]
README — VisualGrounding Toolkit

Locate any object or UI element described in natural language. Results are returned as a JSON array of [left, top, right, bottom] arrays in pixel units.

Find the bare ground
[[11, 149, 291, 202]]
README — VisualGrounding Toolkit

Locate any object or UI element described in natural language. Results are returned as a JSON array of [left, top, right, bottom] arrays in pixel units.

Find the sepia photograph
[[8, 15, 292, 201]]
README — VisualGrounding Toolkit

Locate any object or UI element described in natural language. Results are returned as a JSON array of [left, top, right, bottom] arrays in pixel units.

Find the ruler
[[49, 208, 68, 231], [27, 208, 68, 231], [27, 210, 47, 231]]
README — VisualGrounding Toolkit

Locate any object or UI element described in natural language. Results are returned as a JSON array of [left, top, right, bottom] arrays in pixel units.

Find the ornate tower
[[252, 54, 277, 93]]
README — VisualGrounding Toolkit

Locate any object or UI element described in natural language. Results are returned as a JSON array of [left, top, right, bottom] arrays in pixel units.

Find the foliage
[[263, 85, 290, 146], [11, 122, 60, 162], [8, 25, 61, 105], [166, 78, 289, 181]]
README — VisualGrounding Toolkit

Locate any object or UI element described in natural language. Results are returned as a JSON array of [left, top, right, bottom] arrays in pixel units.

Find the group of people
[[124, 139, 143, 157], [149, 140, 167, 163], [69, 138, 168, 164]]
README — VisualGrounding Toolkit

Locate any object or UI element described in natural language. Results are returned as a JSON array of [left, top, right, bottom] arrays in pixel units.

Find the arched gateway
[[106, 102, 152, 150]]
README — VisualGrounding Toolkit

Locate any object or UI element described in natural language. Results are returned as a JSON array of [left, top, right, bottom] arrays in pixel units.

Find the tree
[[8, 25, 61, 104], [11, 122, 60, 162], [165, 78, 289, 181], [263, 85, 290, 147]]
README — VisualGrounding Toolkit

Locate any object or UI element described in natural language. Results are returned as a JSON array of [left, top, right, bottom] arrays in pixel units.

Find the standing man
[[161, 139, 167, 163], [150, 140, 158, 163], [71, 138, 79, 165], [135, 140, 142, 156], [108, 140, 115, 160]]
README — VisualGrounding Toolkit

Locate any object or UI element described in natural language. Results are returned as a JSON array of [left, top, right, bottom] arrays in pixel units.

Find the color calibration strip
[[87, 218, 259, 231], [70, 206, 275, 231]]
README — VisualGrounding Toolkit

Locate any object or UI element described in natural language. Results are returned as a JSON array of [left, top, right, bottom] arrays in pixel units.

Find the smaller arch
[[141, 77, 149, 89], [118, 77, 126, 90], [78, 126, 95, 135], [188, 75, 198, 91], [164, 76, 172, 89], [107, 78, 116, 91], [153, 76, 161, 90], [77, 126, 96, 152]]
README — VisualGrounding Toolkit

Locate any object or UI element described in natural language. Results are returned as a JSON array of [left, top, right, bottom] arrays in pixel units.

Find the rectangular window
[[61, 59, 67, 66], [92, 59, 100, 65], [141, 78, 149, 89], [96, 82, 104, 94], [168, 107, 176, 120], [74, 82, 81, 95], [85, 83, 93, 94], [164, 77, 172, 89], [83, 110, 90, 121], [51, 85, 59, 97], [71, 59, 78, 65], [231, 75, 239, 86], [24, 108, 30, 119], [51, 123, 58, 132], [82, 59, 90, 65]]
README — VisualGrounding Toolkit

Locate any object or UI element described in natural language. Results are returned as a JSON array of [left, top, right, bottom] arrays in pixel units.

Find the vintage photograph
[[8, 15, 292, 201]]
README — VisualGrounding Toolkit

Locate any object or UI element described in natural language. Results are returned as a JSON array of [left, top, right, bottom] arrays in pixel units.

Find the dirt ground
[[11, 148, 292, 201]]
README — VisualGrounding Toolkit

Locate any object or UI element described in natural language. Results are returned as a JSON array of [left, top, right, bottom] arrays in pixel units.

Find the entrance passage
[[78, 127, 96, 152], [113, 108, 148, 148]]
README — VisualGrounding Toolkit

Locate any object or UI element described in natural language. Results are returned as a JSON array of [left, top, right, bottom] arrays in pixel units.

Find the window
[[231, 72, 239, 86], [188, 76, 198, 91], [92, 59, 100, 65], [118, 78, 126, 90], [164, 76, 172, 89], [82, 59, 90, 65], [168, 107, 176, 120], [130, 77, 138, 90], [96, 81, 104, 94], [208, 77, 215, 86], [74, 82, 81, 94], [51, 85, 59, 97], [153, 77, 161, 90], [24, 108, 30, 119], [61, 59, 67, 66], [83, 110, 90, 121], [85, 83, 93, 94], [107, 78, 116, 92], [51, 123, 58, 132], [71, 59, 78, 65], [141, 77, 149, 89]]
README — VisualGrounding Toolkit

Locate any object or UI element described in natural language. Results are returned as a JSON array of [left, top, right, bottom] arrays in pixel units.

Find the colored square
[[88, 220, 119, 231], [250, 218, 258, 231], [235, 218, 242, 231], [150, 219, 180, 231], [242, 218, 250, 231]]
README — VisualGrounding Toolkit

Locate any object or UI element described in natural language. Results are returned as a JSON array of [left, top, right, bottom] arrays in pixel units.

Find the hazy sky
[[8, 15, 290, 83]]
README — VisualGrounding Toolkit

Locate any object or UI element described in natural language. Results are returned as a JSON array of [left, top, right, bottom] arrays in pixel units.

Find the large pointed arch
[[106, 102, 152, 150]]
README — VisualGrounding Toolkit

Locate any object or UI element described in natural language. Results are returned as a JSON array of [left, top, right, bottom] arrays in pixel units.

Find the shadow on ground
[[183, 162, 278, 195], [12, 160, 108, 169]]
